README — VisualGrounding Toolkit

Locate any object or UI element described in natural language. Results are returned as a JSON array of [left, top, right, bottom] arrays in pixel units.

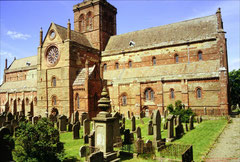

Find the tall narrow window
[[145, 88, 154, 101], [197, 88, 202, 99], [26, 98, 29, 106], [103, 64, 107, 71], [198, 51, 202, 61], [79, 14, 85, 32], [76, 93, 80, 109], [175, 54, 179, 63], [170, 89, 174, 99], [128, 61, 132, 68], [122, 95, 127, 106], [115, 62, 119, 69], [52, 96, 57, 106], [52, 77, 56, 87], [86, 12, 93, 31], [152, 56, 156, 66]]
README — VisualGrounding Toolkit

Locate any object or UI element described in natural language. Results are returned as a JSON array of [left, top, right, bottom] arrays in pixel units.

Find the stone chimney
[[5, 59, 7, 69], [40, 27, 43, 46], [216, 8, 223, 30]]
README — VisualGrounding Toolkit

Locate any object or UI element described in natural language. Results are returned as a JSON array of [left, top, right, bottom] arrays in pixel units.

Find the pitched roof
[[103, 15, 218, 54], [0, 79, 37, 93], [103, 60, 220, 84], [73, 65, 95, 86], [54, 24, 93, 48], [7, 56, 37, 72]]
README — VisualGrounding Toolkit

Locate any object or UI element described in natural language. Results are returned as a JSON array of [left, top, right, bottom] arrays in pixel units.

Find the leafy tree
[[13, 118, 64, 162], [167, 100, 195, 123], [229, 69, 240, 108]]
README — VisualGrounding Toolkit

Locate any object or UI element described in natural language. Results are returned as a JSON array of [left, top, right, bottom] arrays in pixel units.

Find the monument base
[[104, 151, 120, 162]]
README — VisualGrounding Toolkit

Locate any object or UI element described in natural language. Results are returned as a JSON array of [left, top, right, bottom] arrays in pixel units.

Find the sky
[[0, 0, 239, 84]]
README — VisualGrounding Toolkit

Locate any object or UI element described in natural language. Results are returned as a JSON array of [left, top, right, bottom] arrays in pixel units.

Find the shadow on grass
[[63, 156, 79, 162], [119, 152, 134, 161]]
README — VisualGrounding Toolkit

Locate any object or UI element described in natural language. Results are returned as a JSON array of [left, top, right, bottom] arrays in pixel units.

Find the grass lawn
[[60, 117, 227, 162]]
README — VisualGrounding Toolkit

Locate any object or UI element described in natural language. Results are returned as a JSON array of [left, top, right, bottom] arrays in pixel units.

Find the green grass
[[60, 118, 227, 162]]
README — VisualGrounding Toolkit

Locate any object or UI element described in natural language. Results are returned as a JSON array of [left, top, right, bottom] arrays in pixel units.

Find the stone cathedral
[[0, 0, 230, 118]]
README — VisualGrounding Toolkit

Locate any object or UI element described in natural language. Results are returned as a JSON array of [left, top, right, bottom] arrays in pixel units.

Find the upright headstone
[[136, 127, 142, 139], [136, 138, 144, 154], [112, 112, 121, 145], [32, 116, 39, 125], [79, 145, 88, 158], [189, 115, 194, 130], [166, 114, 175, 142], [153, 110, 161, 141], [127, 111, 130, 119], [81, 112, 88, 126], [59, 115, 67, 132], [89, 130, 95, 153], [123, 129, 131, 144], [88, 151, 104, 162], [73, 122, 80, 139], [68, 123, 73, 132], [74, 111, 79, 124], [6, 112, 13, 122], [145, 140, 153, 153], [84, 134, 89, 144], [148, 120, 153, 135], [131, 116, 136, 132], [83, 119, 90, 136]]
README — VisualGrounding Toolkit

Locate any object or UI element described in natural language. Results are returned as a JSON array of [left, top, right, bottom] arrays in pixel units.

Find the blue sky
[[0, 0, 239, 83]]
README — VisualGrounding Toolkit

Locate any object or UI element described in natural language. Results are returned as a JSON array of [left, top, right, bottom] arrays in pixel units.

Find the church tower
[[73, 0, 117, 51]]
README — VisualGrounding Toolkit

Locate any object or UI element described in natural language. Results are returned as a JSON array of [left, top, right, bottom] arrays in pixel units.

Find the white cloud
[[0, 51, 15, 59], [6, 30, 31, 40]]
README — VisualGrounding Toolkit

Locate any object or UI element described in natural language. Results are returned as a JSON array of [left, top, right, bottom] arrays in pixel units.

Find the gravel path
[[206, 118, 240, 162]]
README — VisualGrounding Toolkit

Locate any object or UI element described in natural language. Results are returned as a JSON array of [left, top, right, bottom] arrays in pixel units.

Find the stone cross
[[131, 115, 136, 132]]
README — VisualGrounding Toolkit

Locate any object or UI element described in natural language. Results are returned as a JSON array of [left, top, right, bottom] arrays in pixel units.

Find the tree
[[229, 69, 240, 108], [13, 118, 64, 162]]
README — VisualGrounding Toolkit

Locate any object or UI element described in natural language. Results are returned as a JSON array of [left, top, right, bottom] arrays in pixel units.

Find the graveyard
[[0, 87, 230, 162]]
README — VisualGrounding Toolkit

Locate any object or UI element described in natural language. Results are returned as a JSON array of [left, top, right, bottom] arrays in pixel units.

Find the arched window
[[26, 98, 29, 106], [121, 94, 127, 106], [128, 60, 132, 68], [170, 89, 174, 99], [115, 62, 119, 69], [103, 63, 107, 71], [152, 56, 156, 66], [34, 97, 37, 106], [52, 76, 56, 87], [79, 14, 85, 32], [75, 93, 80, 109], [52, 96, 57, 106], [144, 88, 154, 101], [198, 51, 203, 61], [86, 12, 93, 31], [197, 88, 202, 99], [175, 54, 179, 63]]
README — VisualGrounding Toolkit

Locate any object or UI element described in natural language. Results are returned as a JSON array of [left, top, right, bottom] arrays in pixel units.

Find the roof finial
[[216, 7, 221, 14], [40, 27, 43, 47]]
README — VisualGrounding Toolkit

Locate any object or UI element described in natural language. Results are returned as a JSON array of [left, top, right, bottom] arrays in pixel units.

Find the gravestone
[[204, 107, 207, 115], [112, 112, 121, 145], [136, 127, 142, 139], [59, 115, 67, 132], [127, 111, 130, 119], [123, 129, 131, 144], [164, 110, 168, 119], [88, 151, 104, 162], [189, 115, 194, 130], [6, 112, 13, 122], [89, 130, 95, 153], [32, 116, 39, 125], [79, 145, 88, 158], [122, 117, 125, 125], [153, 110, 161, 142], [68, 123, 73, 132], [131, 115, 136, 132], [84, 134, 89, 144], [80, 112, 88, 126], [83, 119, 90, 136], [136, 138, 144, 154], [145, 140, 153, 153], [166, 114, 175, 142], [148, 120, 153, 135], [73, 122, 80, 139], [185, 123, 189, 132], [74, 111, 79, 124], [200, 116, 203, 122]]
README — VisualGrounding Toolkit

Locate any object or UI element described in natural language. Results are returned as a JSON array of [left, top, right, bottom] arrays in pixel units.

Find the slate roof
[[6, 56, 37, 72], [73, 65, 95, 86], [54, 24, 93, 48], [103, 60, 220, 84], [103, 15, 218, 54], [0, 79, 37, 93]]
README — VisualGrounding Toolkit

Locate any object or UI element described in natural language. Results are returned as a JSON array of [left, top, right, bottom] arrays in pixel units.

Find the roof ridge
[[13, 55, 37, 61]]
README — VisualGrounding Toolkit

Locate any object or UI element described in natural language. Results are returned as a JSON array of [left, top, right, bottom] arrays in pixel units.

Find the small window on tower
[[115, 62, 119, 69], [52, 96, 57, 106], [175, 54, 179, 63], [103, 63, 107, 71], [52, 77, 56, 87], [197, 88, 202, 99], [152, 56, 156, 66], [198, 51, 203, 61], [128, 61, 132, 68], [170, 89, 175, 99]]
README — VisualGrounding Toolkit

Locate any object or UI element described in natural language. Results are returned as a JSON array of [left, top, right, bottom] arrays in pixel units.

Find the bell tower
[[73, 0, 117, 51]]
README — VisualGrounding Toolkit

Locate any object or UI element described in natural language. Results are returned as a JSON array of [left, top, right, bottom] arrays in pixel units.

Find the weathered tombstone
[[73, 123, 80, 139], [80, 112, 88, 126], [83, 119, 90, 136], [189, 115, 194, 130], [136, 127, 142, 139], [148, 120, 153, 135], [122, 117, 125, 125], [200, 116, 203, 123], [127, 111, 130, 119], [68, 123, 73, 132], [185, 123, 189, 132], [89, 130, 95, 153], [112, 112, 122, 145], [166, 114, 175, 142], [0, 127, 14, 161], [136, 138, 144, 154], [88, 151, 104, 162], [131, 115, 136, 132], [163, 110, 167, 119], [74, 111, 79, 124], [145, 140, 153, 153], [123, 129, 131, 144], [153, 110, 161, 142], [84, 134, 89, 144], [59, 115, 67, 132], [79, 145, 88, 158], [32, 116, 39, 125], [6, 112, 13, 122]]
